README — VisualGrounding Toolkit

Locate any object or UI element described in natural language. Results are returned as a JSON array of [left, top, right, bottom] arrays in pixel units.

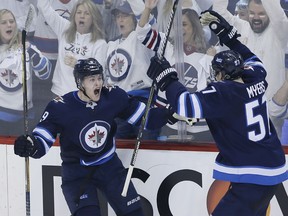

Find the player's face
[[215, 72, 223, 81], [115, 12, 135, 38], [82, 74, 103, 101], [248, 1, 269, 33], [0, 12, 16, 44], [75, 4, 93, 34], [182, 14, 193, 45]]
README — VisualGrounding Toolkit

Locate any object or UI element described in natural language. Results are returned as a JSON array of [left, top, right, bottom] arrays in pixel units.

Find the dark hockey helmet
[[211, 50, 244, 81], [73, 58, 103, 89]]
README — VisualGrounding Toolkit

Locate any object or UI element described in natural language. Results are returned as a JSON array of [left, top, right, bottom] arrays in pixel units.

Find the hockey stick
[[22, 4, 36, 216], [121, 0, 179, 197]]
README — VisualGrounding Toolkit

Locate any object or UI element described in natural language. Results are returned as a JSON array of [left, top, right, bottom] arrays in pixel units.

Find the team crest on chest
[[107, 48, 132, 82], [80, 121, 110, 153], [0, 68, 21, 92]]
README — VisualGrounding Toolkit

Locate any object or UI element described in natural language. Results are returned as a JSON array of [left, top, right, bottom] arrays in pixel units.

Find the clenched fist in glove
[[14, 135, 39, 157], [147, 56, 178, 91], [200, 10, 241, 46]]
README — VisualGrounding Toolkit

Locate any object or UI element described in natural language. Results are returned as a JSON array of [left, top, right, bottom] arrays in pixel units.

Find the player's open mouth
[[79, 21, 85, 26], [94, 89, 100, 95]]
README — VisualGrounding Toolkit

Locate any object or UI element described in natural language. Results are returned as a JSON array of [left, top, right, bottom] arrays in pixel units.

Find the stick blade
[[121, 165, 134, 197], [24, 4, 36, 32]]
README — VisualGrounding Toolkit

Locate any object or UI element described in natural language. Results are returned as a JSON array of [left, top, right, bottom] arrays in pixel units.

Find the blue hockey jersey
[[30, 85, 165, 166], [165, 41, 288, 185]]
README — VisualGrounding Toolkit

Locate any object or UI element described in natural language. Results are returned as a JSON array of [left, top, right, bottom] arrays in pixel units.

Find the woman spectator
[[137, 0, 214, 141], [37, 0, 107, 96], [0, 9, 51, 135]]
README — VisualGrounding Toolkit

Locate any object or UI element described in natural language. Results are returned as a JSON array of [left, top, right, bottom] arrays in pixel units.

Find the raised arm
[[37, 0, 70, 36], [138, 0, 158, 27], [262, 0, 288, 45], [269, 80, 288, 118], [200, 10, 255, 61]]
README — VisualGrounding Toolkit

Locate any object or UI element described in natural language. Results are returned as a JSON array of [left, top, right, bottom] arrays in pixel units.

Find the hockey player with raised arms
[[13, 58, 171, 216], [146, 10, 288, 216]]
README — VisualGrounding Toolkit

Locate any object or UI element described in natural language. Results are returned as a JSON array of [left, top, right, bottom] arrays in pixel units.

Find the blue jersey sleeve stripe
[[33, 127, 56, 144], [178, 92, 202, 118], [190, 94, 202, 118], [128, 102, 145, 125], [178, 92, 188, 117]]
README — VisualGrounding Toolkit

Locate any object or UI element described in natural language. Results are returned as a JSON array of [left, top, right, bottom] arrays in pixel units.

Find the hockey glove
[[200, 10, 240, 46], [147, 56, 178, 91], [14, 135, 38, 157], [145, 106, 178, 130]]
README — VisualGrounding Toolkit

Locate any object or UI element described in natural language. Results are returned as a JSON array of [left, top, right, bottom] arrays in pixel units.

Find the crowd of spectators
[[0, 0, 287, 145]]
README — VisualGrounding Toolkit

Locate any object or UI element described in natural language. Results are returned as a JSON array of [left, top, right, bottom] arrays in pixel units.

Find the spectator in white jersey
[[137, 0, 213, 141], [146, 10, 288, 216], [32, 0, 78, 135], [33, 0, 77, 64], [0, 9, 51, 135], [106, 1, 160, 140], [37, 0, 107, 96], [0, 0, 36, 36], [212, 0, 288, 139]]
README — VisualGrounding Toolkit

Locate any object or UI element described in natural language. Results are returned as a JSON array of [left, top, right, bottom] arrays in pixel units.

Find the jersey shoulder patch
[[53, 96, 65, 103]]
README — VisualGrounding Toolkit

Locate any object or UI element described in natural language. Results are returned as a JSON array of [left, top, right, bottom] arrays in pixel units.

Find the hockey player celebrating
[[146, 10, 288, 216], [13, 58, 170, 216]]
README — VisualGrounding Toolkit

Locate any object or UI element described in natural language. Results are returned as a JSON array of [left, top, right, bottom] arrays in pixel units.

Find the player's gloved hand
[[145, 105, 178, 130], [14, 135, 38, 157], [147, 55, 178, 91], [166, 105, 178, 125], [200, 10, 240, 46]]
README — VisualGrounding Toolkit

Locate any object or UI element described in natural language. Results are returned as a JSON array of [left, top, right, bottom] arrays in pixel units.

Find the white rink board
[[0, 144, 287, 216]]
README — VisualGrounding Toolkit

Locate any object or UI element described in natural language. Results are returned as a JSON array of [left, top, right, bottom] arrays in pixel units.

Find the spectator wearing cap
[[105, 0, 160, 140]]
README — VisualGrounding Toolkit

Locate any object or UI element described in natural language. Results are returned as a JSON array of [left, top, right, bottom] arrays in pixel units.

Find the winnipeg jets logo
[[111, 58, 125, 75], [80, 121, 110, 153], [107, 48, 131, 82], [0, 68, 21, 92], [88, 123, 105, 146]]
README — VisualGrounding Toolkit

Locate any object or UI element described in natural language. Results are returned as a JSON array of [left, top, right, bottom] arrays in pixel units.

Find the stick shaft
[[121, 0, 179, 197], [22, 28, 30, 216], [22, 5, 35, 215]]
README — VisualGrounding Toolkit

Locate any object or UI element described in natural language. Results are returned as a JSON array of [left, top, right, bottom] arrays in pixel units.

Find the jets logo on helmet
[[211, 50, 244, 81]]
